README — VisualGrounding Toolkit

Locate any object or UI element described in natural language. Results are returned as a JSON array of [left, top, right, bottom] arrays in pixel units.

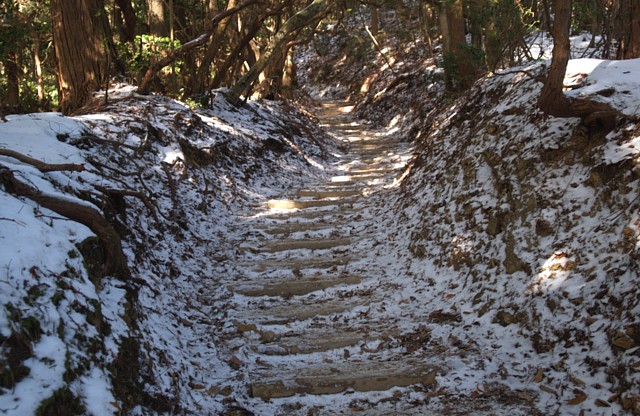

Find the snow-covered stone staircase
[[225, 100, 442, 406]]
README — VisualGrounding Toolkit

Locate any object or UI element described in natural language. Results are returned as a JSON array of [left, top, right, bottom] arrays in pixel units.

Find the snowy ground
[[1, 34, 639, 416], [0, 89, 343, 414], [364, 59, 640, 414]]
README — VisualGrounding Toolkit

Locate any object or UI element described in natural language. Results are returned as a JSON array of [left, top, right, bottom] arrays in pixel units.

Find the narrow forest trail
[[220, 100, 447, 413]]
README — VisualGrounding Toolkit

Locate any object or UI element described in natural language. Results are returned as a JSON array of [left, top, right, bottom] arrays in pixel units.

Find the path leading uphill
[[219, 100, 453, 413], [219, 100, 540, 415]]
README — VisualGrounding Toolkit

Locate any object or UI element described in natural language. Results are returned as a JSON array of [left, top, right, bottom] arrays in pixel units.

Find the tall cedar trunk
[[148, 0, 168, 36], [538, 0, 575, 116], [226, 0, 328, 105], [114, 0, 137, 42], [439, 0, 475, 91], [538, 0, 618, 119], [449, 0, 475, 89], [5, 51, 20, 110], [51, 0, 108, 114], [619, 0, 640, 59]]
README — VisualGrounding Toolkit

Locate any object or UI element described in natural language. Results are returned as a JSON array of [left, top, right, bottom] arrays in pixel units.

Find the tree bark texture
[[618, 0, 640, 59], [439, 0, 476, 91], [148, 0, 168, 36], [114, 0, 137, 42], [226, 0, 329, 106], [34, 36, 46, 106], [538, 0, 573, 117], [5, 51, 20, 109], [51, 0, 108, 114]]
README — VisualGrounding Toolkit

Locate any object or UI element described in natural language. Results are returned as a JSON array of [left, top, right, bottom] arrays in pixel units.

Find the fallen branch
[[0, 165, 130, 281], [0, 148, 85, 172]]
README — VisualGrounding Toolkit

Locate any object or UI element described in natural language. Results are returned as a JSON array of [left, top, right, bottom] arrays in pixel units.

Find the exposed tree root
[[0, 165, 130, 281], [0, 148, 85, 172]]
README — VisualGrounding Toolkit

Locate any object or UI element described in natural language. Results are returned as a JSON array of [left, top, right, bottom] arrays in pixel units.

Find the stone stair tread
[[250, 222, 344, 235], [250, 357, 443, 399], [237, 256, 351, 272], [250, 326, 397, 355], [235, 296, 367, 323], [295, 189, 363, 199], [260, 209, 356, 220], [267, 197, 357, 210], [241, 237, 351, 253], [232, 275, 362, 297]]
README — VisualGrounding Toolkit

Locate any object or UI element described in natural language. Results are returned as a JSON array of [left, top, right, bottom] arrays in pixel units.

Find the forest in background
[[1, 0, 639, 116]]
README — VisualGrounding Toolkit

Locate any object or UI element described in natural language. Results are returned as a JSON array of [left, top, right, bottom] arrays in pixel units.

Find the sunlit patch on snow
[[532, 251, 578, 293]]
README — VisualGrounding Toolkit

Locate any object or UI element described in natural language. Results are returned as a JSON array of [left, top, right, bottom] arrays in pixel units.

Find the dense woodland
[[2, 0, 640, 415], [1, 0, 639, 115]]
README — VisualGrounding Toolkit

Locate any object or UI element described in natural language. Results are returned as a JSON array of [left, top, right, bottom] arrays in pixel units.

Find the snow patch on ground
[[0, 91, 342, 413]]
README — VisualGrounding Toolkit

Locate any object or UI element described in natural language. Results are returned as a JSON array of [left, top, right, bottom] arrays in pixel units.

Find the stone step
[[237, 255, 352, 273], [348, 143, 403, 152], [256, 207, 357, 221], [323, 179, 360, 187], [250, 357, 443, 399], [351, 150, 408, 159], [250, 221, 342, 235], [231, 274, 362, 297], [233, 296, 367, 324], [267, 197, 357, 210], [241, 237, 351, 254], [347, 168, 399, 178], [249, 326, 398, 356], [295, 189, 362, 199]]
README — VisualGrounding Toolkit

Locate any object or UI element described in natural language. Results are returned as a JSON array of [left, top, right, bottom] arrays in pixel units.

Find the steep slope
[[365, 60, 640, 414]]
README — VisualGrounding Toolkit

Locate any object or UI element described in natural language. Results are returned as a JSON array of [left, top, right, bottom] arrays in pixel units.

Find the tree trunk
[[211, 18, 264, 89], [538, 0, 620, 120], [137, 0, 260, 95], [439, 0, 476, 91], [51, 0, 108, 114], [226, 0, 328, 105], [281, 47, 296, 98], [618, 0, 640, 59], [148, 0, 168, 36], [371, 6, 379, 34], [5, 51, 20, 111], [538, 0, 573, 117], [114, 0, 137, 42]]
